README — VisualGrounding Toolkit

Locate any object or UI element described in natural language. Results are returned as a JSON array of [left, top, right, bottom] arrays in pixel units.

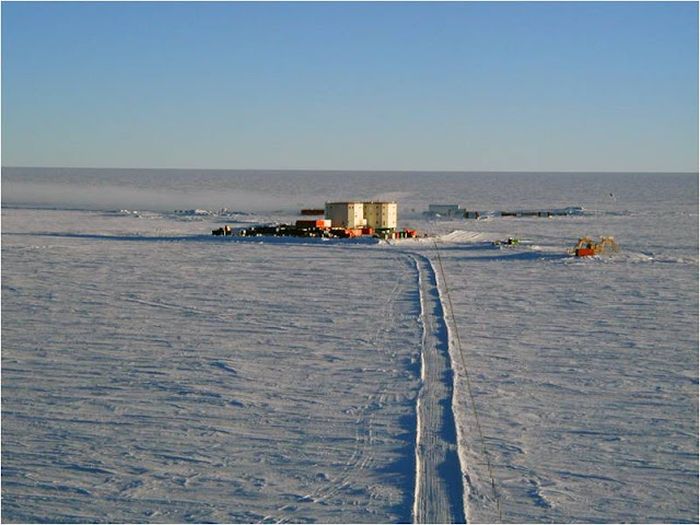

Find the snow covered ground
[[2, 169, 698, 523], [404, 233, 698, 523], [2, 211, 424, 523]]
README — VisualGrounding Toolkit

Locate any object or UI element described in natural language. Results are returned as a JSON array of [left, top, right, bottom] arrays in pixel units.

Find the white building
[[325, 202, 366, 228], [363, 201, 398, 230], [324, 201, 398, 229]]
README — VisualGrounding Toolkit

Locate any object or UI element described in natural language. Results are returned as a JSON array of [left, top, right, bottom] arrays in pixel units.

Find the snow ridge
[[412, 258, 426, 523]]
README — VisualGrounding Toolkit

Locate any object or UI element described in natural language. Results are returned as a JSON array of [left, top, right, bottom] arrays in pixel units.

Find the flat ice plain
[[2, 169, 698, 523]]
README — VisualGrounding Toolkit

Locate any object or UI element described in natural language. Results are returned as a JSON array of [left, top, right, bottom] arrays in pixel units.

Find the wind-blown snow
[[2, 169, 698, 523]]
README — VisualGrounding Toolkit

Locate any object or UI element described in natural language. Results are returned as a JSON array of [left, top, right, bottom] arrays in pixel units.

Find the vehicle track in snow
[[409, 253, 466, 524]]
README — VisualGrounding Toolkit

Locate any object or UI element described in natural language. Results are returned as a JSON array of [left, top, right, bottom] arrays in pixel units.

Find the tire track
[[410, 253, 466, 524]]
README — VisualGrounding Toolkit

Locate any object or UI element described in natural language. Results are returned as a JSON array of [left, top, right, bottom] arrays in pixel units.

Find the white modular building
[[324, 201, 398, 229], [363, 201, 398, 230], [325, 202, 366, 228]]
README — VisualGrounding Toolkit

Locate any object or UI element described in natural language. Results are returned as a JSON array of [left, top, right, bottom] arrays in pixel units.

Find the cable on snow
[[431, 238, 504, 523]]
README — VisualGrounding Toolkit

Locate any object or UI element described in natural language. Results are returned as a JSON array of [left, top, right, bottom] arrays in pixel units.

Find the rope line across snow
[[431, 239, 504, 523]]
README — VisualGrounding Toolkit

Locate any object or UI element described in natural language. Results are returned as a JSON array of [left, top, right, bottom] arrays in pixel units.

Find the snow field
[[407, 236, 698, 523], [2, 170, 698, 524], [2, 211, 428, 523]]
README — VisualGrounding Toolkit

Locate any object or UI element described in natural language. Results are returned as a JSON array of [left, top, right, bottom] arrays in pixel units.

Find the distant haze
[[1, 168, 297, 212], [3, 167, 696, 215], [2, 2, 698, 172], [1, 180, 293, 213]]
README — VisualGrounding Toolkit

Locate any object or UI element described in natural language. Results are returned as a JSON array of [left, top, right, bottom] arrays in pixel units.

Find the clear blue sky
[[2, 1, 698, 172]]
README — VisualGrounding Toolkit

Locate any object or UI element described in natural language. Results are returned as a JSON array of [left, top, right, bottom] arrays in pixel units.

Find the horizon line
[[3, 165, 698, 175]]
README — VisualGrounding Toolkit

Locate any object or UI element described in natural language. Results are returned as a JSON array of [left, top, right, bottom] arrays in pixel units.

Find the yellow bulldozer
[[571, 236, 620, 257]]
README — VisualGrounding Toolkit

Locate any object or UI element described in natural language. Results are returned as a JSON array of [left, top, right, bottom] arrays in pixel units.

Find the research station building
[[363, 201, 398, 229], [325, 202, 366, 229], [428, 204, 463, 217], [324, 201, 398, 230]]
